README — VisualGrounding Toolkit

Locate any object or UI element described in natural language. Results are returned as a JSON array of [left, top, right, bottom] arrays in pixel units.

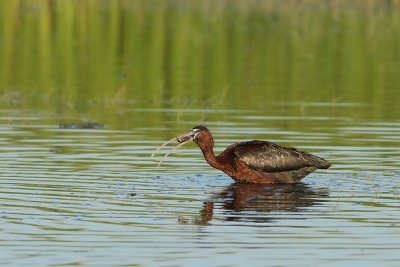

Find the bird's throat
[[197, 142, 221, 169]]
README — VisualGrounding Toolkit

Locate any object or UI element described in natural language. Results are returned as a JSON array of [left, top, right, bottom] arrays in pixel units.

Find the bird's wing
[[234, 141, 330, 172]]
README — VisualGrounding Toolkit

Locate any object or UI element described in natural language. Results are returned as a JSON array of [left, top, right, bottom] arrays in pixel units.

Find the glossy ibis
[[152, 125, 331, 184]]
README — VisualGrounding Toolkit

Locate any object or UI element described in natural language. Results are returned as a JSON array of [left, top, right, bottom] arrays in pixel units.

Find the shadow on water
[[180, 183, 329, 225]]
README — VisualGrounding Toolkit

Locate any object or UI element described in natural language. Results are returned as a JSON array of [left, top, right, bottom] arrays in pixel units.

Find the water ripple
[[0, 109, 399, 266]]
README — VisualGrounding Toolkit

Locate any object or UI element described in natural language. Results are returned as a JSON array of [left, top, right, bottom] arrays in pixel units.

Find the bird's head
[[152, 125, 214, 167], [176, 125, 212, 146]]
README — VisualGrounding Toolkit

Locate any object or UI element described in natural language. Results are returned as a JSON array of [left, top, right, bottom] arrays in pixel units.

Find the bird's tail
[[305, 153, 331, 169]]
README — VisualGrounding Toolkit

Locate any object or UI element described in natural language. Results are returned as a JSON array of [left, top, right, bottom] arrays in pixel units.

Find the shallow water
[[0, 106, 399, 266]]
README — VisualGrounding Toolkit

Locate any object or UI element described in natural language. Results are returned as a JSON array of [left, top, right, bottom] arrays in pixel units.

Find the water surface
[[0, 107, 399, 266]]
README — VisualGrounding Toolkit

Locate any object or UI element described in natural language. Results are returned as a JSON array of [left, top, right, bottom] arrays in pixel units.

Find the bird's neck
[[197, 141, 222, 169]]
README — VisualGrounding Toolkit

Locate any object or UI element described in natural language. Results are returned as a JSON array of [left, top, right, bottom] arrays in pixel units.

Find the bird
[[152, 125, 331, 184]]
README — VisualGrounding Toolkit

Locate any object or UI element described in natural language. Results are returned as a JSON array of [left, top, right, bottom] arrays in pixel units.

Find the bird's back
[[233, 140, 331, 173]]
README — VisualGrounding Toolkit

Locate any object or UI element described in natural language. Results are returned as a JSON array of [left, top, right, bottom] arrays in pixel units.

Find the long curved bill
[[156, 139, 191, 167], [151, 137, 176, 158], [152, 130, 196, 167]]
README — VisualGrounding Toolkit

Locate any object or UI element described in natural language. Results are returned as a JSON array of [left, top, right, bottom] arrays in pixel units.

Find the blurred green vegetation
[[0, 0, 400, 123]]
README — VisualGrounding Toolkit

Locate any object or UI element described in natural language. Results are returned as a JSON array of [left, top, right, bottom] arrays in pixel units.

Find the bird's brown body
[[158, 125, 331, 184], [207, 145, 307, 184]]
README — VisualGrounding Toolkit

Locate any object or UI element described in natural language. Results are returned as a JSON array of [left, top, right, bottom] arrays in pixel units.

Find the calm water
[[0, 107, 399, 266], [1, 1, 400, 266]]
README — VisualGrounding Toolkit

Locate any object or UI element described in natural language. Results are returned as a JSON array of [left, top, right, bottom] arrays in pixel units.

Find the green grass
[[0, 0, 400, 122]]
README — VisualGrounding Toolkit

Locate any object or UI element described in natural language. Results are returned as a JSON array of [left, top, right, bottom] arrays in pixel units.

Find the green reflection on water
[[0, 0, 400, 124]]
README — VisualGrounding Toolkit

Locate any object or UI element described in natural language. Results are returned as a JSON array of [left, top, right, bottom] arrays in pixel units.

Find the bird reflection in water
[[179, 183, 328, 225]]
